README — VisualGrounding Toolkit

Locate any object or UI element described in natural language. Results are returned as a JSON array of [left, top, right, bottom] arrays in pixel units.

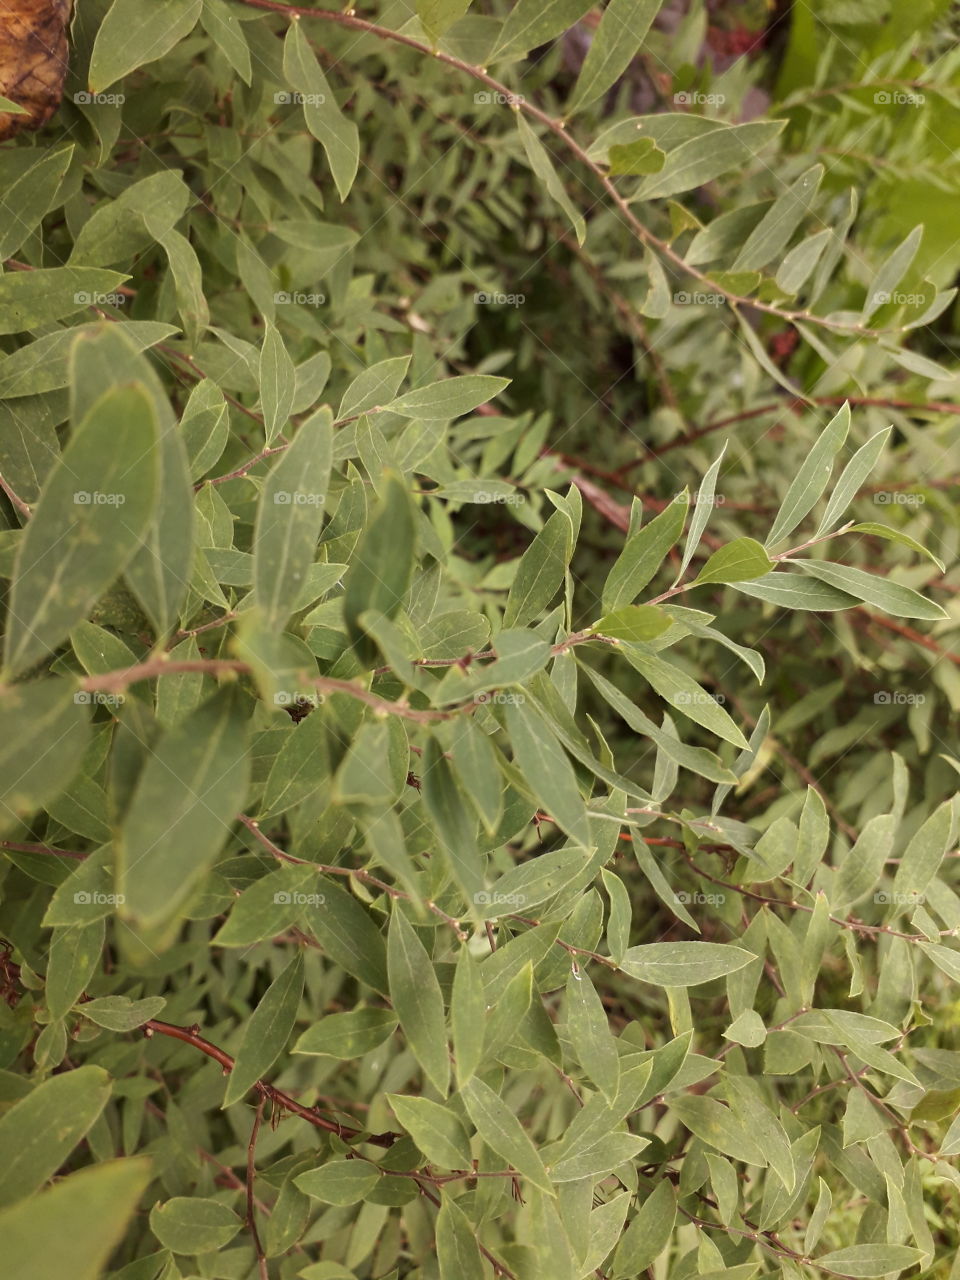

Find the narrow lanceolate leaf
[[338, 355, 410, 419], [0, 1066, 111, 1208], [387, 1094, 473, 1168], [891, 800, 956, 903], [832, 814, 896, 910], [621, 942, 754, 987], [612, 1178, 676, 1277], [692, 537, 774, 585], [294, 1008, 397, 1059], [452, 945, 486, 1087], [460, 1076, 554, 1193], [637, 121, 784, 200], [382, 374, 510, 420], [0, 680, 90, 831], [861, 225, 923, 322], [3, 384, 159, 678], [732, 164, 823, 272], [0, 269, 129, 334], [224, 952, 304, 1106], [89, 0, 202, 92], [436, 1197, 486, 1280], [283, 22, 359, 201], [503, 508, 572, 628], [505, 699, 591, 847], [816, 427, 891, 534], [678, 446, 725, 578], [491, 0, 596, 62], [602, 492, 687, 611], [568, 0, 662, 115], [0, 1159, 152, 1280], [388, 910, 450, 1095], [591, 604, 671, 642], [516, 114, 586, 245], [765, 403, 849, 548], [815, 1245, 924, 1277], [797, 560, 946, 621], [300, 882, 389, 994], [667, 1095, 768, 1165], [150, 1197, 242, 1252], [343, 471, 416, 652], [254, 410, 332, 630], [118, 688, 250, 929], [847, 524, 944, 571], [417, 0, 472, 45], [622, 649, 749, 749], [259, 322, 296, 444], [566, 968, 619, 1102]]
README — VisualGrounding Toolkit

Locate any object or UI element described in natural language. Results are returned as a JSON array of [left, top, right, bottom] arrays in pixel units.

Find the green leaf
[[621, 649, 748, 749], [621, 942, 754, 986], [566, 968, 619, 1102], [0, 1159, 151, 1280], [89, 0, 202, 92], [460, 1076, 554, 1193], [891, 800, 956, 903], [388, 910, 450, 1095], [259, 322, 296, 445], [693, 538, 775, 585], [0, 1066, 111, 1208], [638, 122, 784, 200], [155, 227, 209, 351], [436, 1197, 485, 1280], [816, 428, 892, 534], [797, 561, 947, 621], [567, 0, 662, 115], [504, 698, 591, 847], [449, 717, 504, 835], [612, 1178, 676, 1277], [679, 447, 725, 577], [452, 946, 486, 1087], [283, 23, 360, 201], [847, 523, 945, 572], [418, 0, 473, 45], [862, 226, 924, 322], [732, 165, 823, 272], [0, 269, 129, 335], [254, 411, 333, 630], [602, 493, 687, 611], [382, 375, 510, 420], [149, 1197, 242, 1253], [338, 356, 411, 420], [295, 1160, 380, 1205], [668, 1094, 768, 1165], [224, 952, 304, 1105], [776, 228, 833, 295], [503, 508, 572, 628], [200, 0, 252, 83], [815, 1245, 924, 1277], [46, 919, 105, 1021], [765, 403, 849, 548], [0, 148, 74, 261], [300, 880, 389, 995], [118, 689, 250, 930], [608, 138, 665, 175], [79, 995, 167, 1031], [492, 0, 595, 62], [343, 472, 416, 654], [387, 1094, 472, 1168], [294, 1008, 398, 1058], [0, 680, 90, 832], [516, 115, 586, 246], [735, 568, 859, 611], [591, 604, 671, 642], [3, 385, 159, 677]]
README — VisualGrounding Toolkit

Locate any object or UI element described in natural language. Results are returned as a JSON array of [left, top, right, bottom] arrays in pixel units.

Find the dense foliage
[[0, 1, 959, 1278]]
